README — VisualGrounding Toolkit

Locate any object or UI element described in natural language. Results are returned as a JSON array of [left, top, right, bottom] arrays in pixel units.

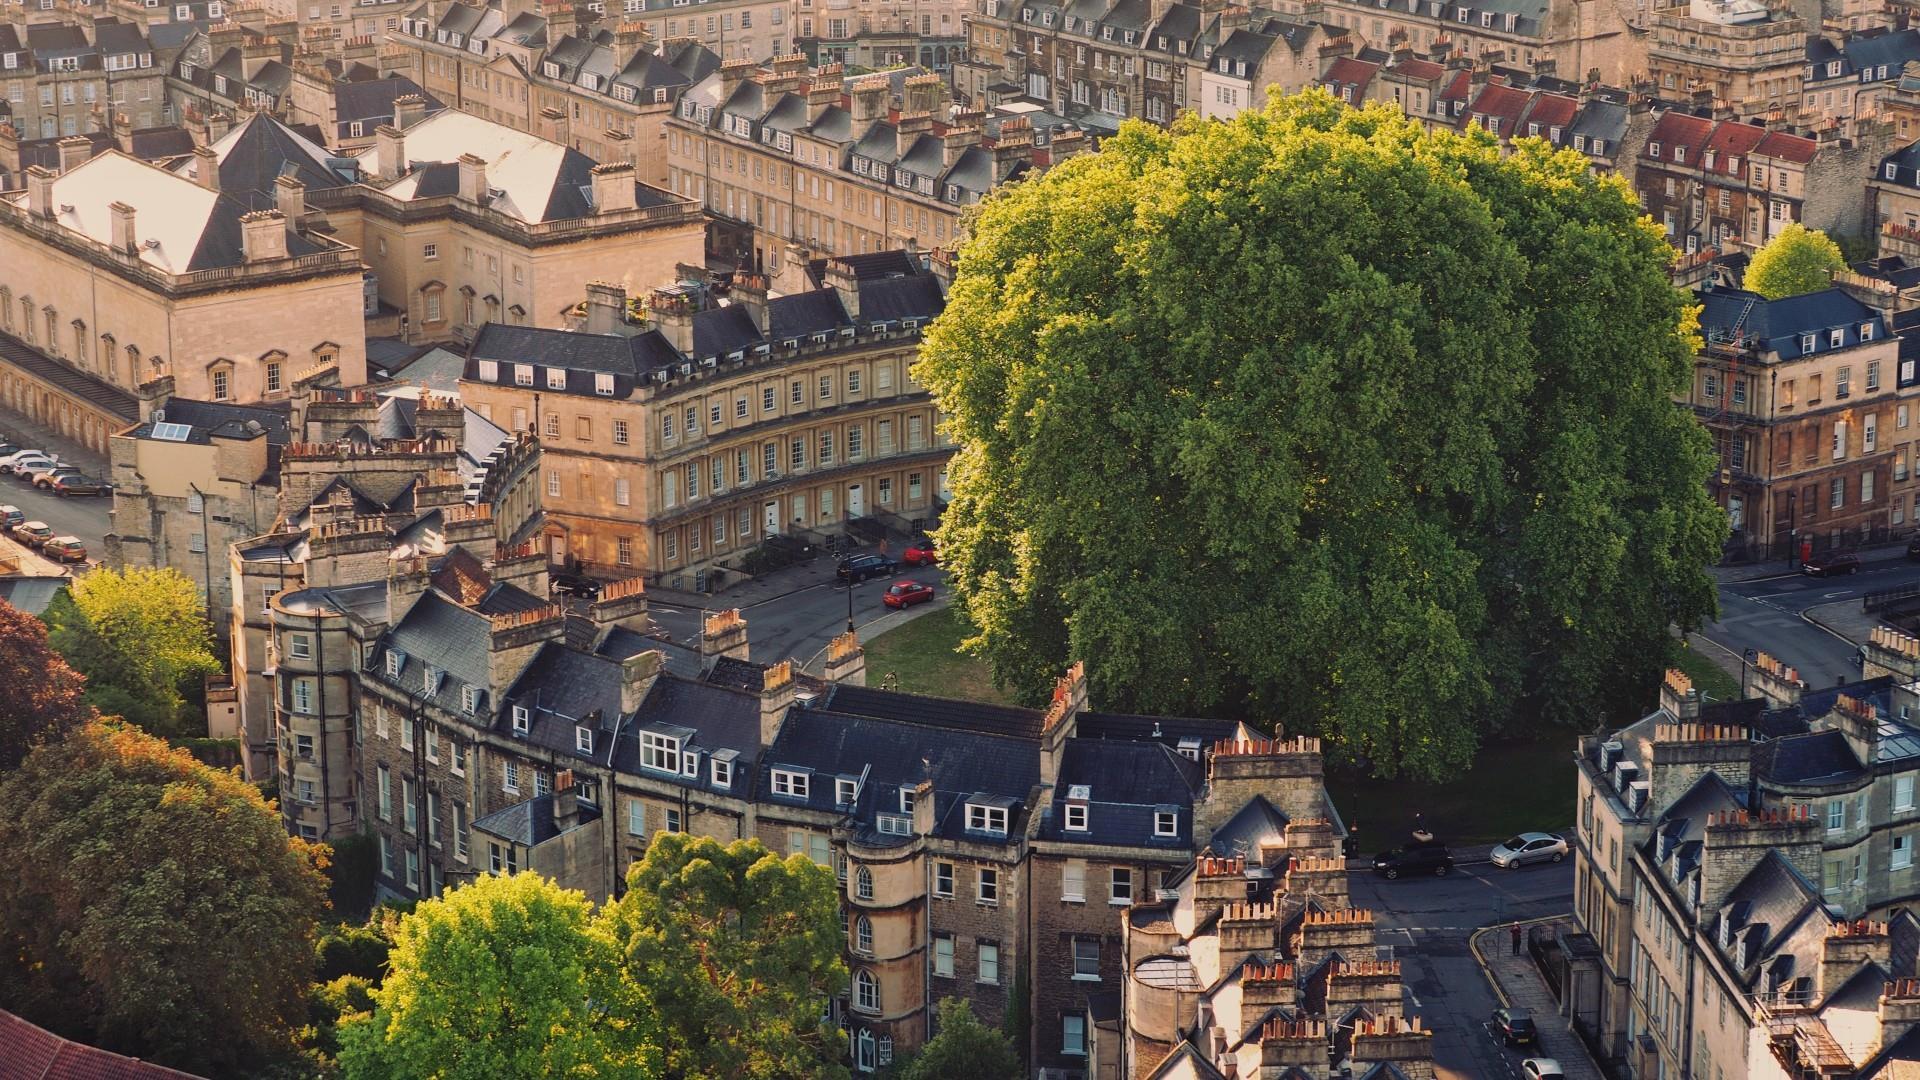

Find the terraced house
[[459, 251, 951, 582], [0, 18, 161, 139]]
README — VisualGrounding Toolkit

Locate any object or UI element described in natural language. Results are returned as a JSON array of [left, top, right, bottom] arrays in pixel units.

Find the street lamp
[[1741, 647, 1757, 700]]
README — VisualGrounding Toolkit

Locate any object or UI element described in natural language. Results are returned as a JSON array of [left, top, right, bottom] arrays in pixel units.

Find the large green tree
[[1745, 222, 1847, 299], [0, 720, 329, 1076], [604, 833, 848, 1080], [896, 998, 1021, 1080], [0, 599, 91, 771], [918, 92, 1723, 777], [338, 872, 656, 1080], [44, 566, 220, 735]]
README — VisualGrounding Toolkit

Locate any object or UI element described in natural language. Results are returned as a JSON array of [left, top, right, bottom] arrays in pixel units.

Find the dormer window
[[421, 664, 438, 693], [836, 778, 859, 806], [711, 756, 734, 787], [511, 705, 530, 734], [641, 731, 680, 772], [1832, 328, 1846, 349], [514, 364, 534, 386], [1673, 146, 1685, 164], [1890, 163, 1901, 180], [1828, 60, 1843, 77], [1802, 333, 1817, 353], [877, 814, 912, 835], [1703, 150, 1715, 170], [478, 359, 499, 381], [772, 769, 810, 798], [1177, 737, 1202, 761], [1155, 810, 1179, 837], [899, 789, 916, 813], [1864, 322, 1877, 340], [1649, 141, 1661, 158], [595, 372, 615, 395], [1065, 803, 1088, 831], [546, 368, 566, 390], [462, 687, 480, 714], [576, 726, 594, 755], [386, 650, 404, 677], [967, 802, 1009, 835]]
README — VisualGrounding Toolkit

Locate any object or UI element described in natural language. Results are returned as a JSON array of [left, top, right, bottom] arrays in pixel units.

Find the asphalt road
[[647, 565, 953, 672], [0, 467, 112, 560], [1350, 859, 1573, 1080], [1700, 555, 1920, 690]]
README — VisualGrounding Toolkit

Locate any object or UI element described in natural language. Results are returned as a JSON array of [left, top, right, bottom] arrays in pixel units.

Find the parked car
[[30, 465, 82, 489], [0, 504, 20, 529], [0, 452, 56, 476], [1909, 535, 1920, 561], [836, 554, 899, 583], [1803, 551, 1861, 577], [1372, 842, 1453, 879], [0, 444, 21, 460], [1490, 832, 1569, 870], [882, 581, 936, 609], [12, 520, 53, 547], [901, 537, 938, 566], [550, 571, 601, 600], [53, 474, 112, 497], [1522, 1059, 1566, 1080], [1491, 1007, 1537, 1047], [43, 536, 87, 563]]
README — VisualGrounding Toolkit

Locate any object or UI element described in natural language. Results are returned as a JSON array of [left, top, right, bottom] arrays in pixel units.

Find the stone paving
[[1473, 916, 1606, 1080]]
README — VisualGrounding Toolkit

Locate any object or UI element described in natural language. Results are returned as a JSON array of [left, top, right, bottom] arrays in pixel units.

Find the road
[[1700, 555, 1920, 690], [648, 566, 953, 673], [0, 469, 112, 560], [1350, 859, 1573, 1079]]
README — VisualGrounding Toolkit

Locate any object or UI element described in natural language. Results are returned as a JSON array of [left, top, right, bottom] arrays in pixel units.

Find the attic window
[[711, 757, 733, 787], [772, 769, 810, 798], [546, 368, 567, 390], [386, 650, 404, 677], [514, 364, 534, 386], [1155, 811, 1179, 837], [462, 687, 480, 714], [595, 373, 615, 395], [576, 726, 594, 755], [836, 778, 858, 806], [1176, 737, 1203, 761], [899, 789, 916, 813], [511, 705, 530, 734], [967, 802, 1009, 836], [1064, 803, 1088, 831]]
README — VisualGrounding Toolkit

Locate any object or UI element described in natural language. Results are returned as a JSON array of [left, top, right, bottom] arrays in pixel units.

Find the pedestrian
[[1510, 923, 1523, 956]]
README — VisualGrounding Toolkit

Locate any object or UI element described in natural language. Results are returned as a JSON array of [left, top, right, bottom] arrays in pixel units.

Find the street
[[1349, 859, 1573, 1079], [1699, 553, 1920, 690], [648, 565, 953, 674], [0, 470, 112, 560]]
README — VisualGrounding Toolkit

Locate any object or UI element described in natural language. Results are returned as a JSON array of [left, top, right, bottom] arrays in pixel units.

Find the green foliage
[[1745, 223, 1847, 299], [917, 91, 1723, 778], [324, 833, 382, 923], [0, 599, 91, 771], [315, 918, 393, 984], [43, 567, 220, 737], [605, 832, 850, 1080], [1002, 966, 1030, 1070], [896, 999, 1021, 1080], [0, 720, 330, 1076], [338, 872, 657, 1080], [304, 975, 376, 1061]]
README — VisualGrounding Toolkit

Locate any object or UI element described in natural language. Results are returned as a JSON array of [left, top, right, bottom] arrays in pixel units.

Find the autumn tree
[[1745, 222, 1847, 299], [0, 599, 90, 771], [604, 833, 849, 1080], [338, 873, 656, 1080], [43, 566, 220, 735], [0, 721, 329, 1075], [896, 999, 1021, 1080], [917, 91, 1724, 777]]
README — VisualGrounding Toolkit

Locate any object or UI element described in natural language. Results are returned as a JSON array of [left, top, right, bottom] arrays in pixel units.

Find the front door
[[847, 483, 864, 518], [764, 501, 779, 537], [549, 534, 567, 564]]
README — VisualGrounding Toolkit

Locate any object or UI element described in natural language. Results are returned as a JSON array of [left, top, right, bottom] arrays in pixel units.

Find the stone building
[[1632, 111, 1837, 255], [459, 251, 952, 582], [0, 18, 164, 140], [0, 146, 368, 456], [1645, 0, 1807, 123], [1567, 664, 1920, 1078]]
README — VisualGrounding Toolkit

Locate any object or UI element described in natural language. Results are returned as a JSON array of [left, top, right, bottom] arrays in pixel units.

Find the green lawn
[[1325, 733, 1577, 846], [862, 605, 1015, 706], [1673, 639, 1743, 703]]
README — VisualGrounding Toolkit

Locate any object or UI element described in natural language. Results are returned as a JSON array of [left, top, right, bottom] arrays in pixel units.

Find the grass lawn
[[1325, 732, 1577, 846], [1673, 639, 1743, 702], [862, 605, 1015, 706]]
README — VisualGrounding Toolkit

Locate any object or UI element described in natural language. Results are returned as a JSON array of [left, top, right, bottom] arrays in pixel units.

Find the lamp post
[[1741, 647, 1757, 701]]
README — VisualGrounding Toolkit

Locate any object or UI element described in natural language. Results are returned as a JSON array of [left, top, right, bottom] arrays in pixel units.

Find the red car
[[902, 538, 938, 566], [882, 581, 936, 609]]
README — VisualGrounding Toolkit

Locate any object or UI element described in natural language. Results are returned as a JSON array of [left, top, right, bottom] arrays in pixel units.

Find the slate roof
[[1757, 729, 1865, 784], [611, 675, 763, 797], [1037, 739, 1202, 847], [501, 642, 628, 759], [473, 790, 601, 846], [818, 682, 1045, 739], [198, 112, 353, 208], [1697, 286, 1884, 359], [128, 396, 291, 448], [371, 591, 495, 716], [1203, 793, 1291, 856], [333, 75, 444, 130], [0, 330, 139, 419]]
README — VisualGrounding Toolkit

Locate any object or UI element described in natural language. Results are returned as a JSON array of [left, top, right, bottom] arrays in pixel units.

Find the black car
[[1908, 535, 1920, 561], [1492, 1006, 1538, 1047], [550, 571, 601, 600], [836, 554, 899, 583], [1803, 551, 1861, 577], [1372, 842, 1453, 879]]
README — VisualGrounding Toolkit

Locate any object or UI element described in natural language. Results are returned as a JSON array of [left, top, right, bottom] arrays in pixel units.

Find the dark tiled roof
[[1757, 729, 1864, 784], [473, 791, 601, 846], [0, 331, 139, 419], [373, 591, 495, 716], [1079, 711, 1236, 745], [501, 642, 626, 759], [1203, 794, 1291, 856], [819, 682, 1045, 738], [1697, 287, 1882, 359], [127, 126, 196, 159], [334, 75, 444, 125], [129, 396, 291, 445], [1038, 739, 1201, 847]]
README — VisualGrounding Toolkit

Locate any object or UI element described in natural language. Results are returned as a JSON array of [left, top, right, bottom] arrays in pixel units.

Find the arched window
[[855, 915, 872, 954], [855, 865, 873, 901], [854, 969, 879, 1013]]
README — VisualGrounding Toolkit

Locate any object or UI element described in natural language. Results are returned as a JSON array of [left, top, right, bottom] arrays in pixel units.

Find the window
[[403, 778, 417, 833], [289, 633, 312, 661], [1834, 476, 1846, 510], [791, 379, 805, 405], [613, 419, 629, 445], [1063, 859, 1086, 902], [453, 802, 468, 861], [266, 361, 282, 393], [422, 243, 437, 260], [377, 765, 392, 820], [641, 732, 680, 772], [515, 364, 535, 386], [1898, 833, 1913, 871], [1834, 329, 1848, 350], [772, 769, 810, 797], [379, 834, 393, 878], [1866, 323, 1879, 342], [511, 704, 530, 734], [933, 934, 954, 976], [628, 800, 646, 836], [1110, 867, 1133, 905], [978, 941, 1000, 984], [856, 865, 874, 900], [1064, 803, 1088, 831], [1829, 799, 1846, 831], [978, 867, 999, 904], [934, 862, 954, 897], [1073, 937, 1101, 979], [762, 386, 776, 412], [1899, 776, 1914, 812], [1836, 422, 1849, 461], [1865, 471, 1877, 504], [1868, 413, 1880, 453], [576, 726, 594, 754], [1840, 367, 1853, 398], [848, 369, 862, 394], [855, 915, 873, 953], [1155, 810, 1178, 837], [837, 777, 858, 806], [291, 678, 314, 714], [1063, 1015, 1086, 1056], [854, 970, 879, 1013], [504, 760, 521, 794], [615, 478, 630, 506], [211, 368, 230, 401], [1870, 360, 1883, 391]]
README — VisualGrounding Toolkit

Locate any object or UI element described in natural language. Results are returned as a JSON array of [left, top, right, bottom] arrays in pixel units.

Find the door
[[847, 483, 864, 518], [548, 534, 567, 564], [764, 501, 779, 537]]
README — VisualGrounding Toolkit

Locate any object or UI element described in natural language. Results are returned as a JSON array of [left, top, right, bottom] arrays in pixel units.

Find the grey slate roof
[[1698, 286, 1884, 359], [1757, 729, 1865, 785], [371, 591, 495, 717], [0, 331, 138, 419], [818, 682, 1045, 738], [1037, 739, 1202, 848], [1203, 794, 1290, 856], [473, 791, 601, 846]]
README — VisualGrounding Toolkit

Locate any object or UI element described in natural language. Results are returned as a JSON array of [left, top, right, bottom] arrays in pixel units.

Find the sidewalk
[[648, 552, 845, 610], [1712, 541, 1911, 583], [1472, 916, 1604, 1080], [0, 404, 109, 473]]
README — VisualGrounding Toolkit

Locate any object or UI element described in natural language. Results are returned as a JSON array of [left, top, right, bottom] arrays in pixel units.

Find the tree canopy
[[0, 599, 90, 771], [603, 833, 849, 1080], [339, 872, 656, 1080], [1745, 223, 1847, 299], [0, 720, 329, 1076], [897, 998, 1021, 1080], [917, 92, 1723, 778], [44, 566, 220, 735]]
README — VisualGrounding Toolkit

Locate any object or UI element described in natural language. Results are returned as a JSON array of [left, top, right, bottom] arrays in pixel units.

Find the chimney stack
[[943, 109, 983, 167], [730, 271, 769, 333], [993, 116, 1034, 180], [621, 649, 663, 714], [895, 110, 932, 158], [719, 58, 757, 101], [544, 0, 579, 42], [192, 144, 220, 189], [824, 258, 860, 320], [375, 124, 407, 182], [108, 200, 136, 254], [457, 152, 489, 205], [1037, 661, 1088, 788], [701, 608, 750, 661], [56, 135, 92, 174], [904, 72, 943, 115], [758, 659, 797, 749], [1701, 808, 1821, 913], [240, 209, 289, 262], [851, 75, 890, 140], [807, 73, 843, 123], [587, 577, 651, 642], [584, 280, 627, 335], [824, 630, 865, 685], [274, 174, 305, 225], [393, 93, 428, 130], [591, 161, 638, 214], [612, 21, 652, 71], [1659, 668, 1701, 719], [649, 285, 696, 353]]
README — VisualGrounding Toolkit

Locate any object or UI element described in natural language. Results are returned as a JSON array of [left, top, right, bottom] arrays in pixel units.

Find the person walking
[[1510, 923, 1523, 956]]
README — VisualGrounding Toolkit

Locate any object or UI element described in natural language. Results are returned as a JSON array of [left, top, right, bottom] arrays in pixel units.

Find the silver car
[[1490, 831, 1568, 869]]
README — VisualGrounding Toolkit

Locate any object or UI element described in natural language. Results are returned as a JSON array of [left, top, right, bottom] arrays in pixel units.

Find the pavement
[[1471, 916, 1604, 1080], [1698, 545, 1920, 692], [0, 407, 113, 561]]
